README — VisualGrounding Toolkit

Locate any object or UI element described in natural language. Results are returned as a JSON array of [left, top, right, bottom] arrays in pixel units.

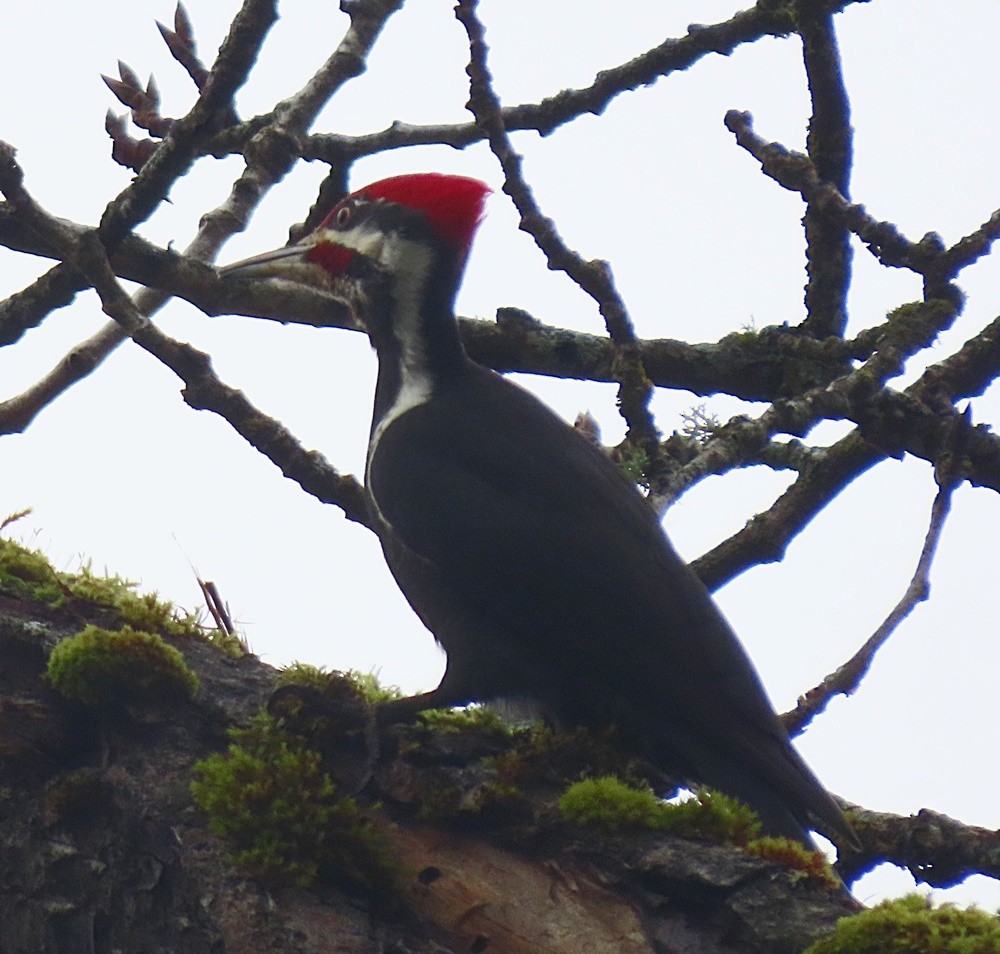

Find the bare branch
[[921, 313, 1000, 403], [0, 0, 399, 437], [0, 321, 128, 435], [0, 258, 84, 349], [783, 450, 960, 736], [208, 0, 870, 169], [98, 0, 279, 247], [692, 430, 883, 590], [0, 154, 370, 525], [838, 802, 1000, 889], [725, 109, 945, 276], [0, 206, 853, 400], [456, 0, 664, 489], [694, 307, 1000, 589], [651, 294, 960, 516], [0, 0, 277, 435], [939, 207, 1000, 278]]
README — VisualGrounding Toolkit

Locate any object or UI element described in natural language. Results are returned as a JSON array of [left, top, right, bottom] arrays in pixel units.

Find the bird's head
[[222, 173, 492, 311]]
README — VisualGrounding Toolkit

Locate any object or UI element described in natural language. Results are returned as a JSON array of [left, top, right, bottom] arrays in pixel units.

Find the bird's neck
[[366, 250, 468, 443]]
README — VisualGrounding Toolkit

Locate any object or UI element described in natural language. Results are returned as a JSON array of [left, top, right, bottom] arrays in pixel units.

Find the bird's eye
[[335, 205, 352, 228]]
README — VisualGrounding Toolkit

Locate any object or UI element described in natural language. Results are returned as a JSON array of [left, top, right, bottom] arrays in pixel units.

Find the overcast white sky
[[3, 0, 999, 909]]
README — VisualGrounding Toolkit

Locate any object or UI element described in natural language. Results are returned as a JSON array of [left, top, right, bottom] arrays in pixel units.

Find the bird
[[222, 172, 858, 850]]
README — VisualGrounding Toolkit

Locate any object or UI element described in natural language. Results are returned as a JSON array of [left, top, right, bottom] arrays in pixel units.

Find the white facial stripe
[[364, 234, 438, 492], [312, 222, 386, 260], [382, 236, 434, 367]]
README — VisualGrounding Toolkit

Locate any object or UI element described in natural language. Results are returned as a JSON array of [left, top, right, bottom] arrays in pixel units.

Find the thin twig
[[0, 0, 278, 434], [939, 207, 1000, 278], [783, 420, 965, 736], [648, 292, 958, 515], [209, 0, 870, 168], [692, 431, 883, 591], [0, 0, 400, 437], [0, 152, 370, 526], [198, 579, 237, 638], [694, 309, 1000, 589]]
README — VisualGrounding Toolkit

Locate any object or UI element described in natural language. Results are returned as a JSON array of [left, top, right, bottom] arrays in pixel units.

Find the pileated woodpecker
[[224, 173, 856, 849]]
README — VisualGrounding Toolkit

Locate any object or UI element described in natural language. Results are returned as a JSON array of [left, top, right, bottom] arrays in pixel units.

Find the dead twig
[[782, 410, 968, 736]]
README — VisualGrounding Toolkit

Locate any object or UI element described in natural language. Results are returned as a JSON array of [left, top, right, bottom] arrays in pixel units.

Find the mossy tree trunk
[[0, 583, 855, 954]]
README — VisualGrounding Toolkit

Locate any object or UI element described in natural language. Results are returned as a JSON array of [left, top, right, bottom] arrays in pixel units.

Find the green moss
[[803, 894, 1000, 954], [278, 663, 403, 705], [268, 667, 381, 748], [0, 538, 202, 639], [558, 776, 761, 845], [418, 704, 513, 735], [0, 538, 63, 603], [658, 786, 762, 845], [559, 779, 841, 884], [66, 563, 201, 638], [191, 713, 397, 891], [46, 624, 199, 707], [883, 298, 958, 354], [277, 661, 341, 692], [344, 669, 403, 704], [558, 775, 666, 828]]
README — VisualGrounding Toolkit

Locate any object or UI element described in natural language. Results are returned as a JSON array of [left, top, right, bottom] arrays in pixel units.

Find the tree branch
[[796, 1, 853, 337], [725, 109, 944, 276], [0, 153, 370, 526], [457, 0, 665, 490], [0, 0, 400, 436], [783, 441, 962, 736], [694, 305, 1000, 589], [840, 802, 1000, 889], [692, 430, 884, 590], [0, 0, 278, 433], [205, 0, 870, 169]]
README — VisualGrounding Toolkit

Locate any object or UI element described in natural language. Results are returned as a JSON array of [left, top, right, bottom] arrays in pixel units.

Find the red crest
[[332, 173, 491, 253]]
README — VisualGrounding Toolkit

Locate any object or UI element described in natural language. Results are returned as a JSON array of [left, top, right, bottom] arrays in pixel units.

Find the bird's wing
[[369, 365, 770, 723], [368, 365, 847, 839]]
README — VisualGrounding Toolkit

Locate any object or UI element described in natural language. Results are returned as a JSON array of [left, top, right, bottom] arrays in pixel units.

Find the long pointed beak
[[219, 244, 309, 279], [218, 238, 374, 332]]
